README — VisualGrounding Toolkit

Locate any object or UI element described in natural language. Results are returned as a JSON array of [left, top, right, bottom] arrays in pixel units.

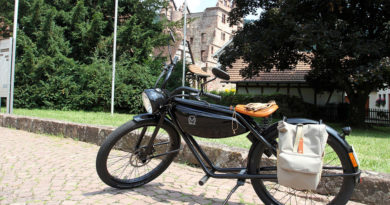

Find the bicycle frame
[[134, 58, 361, 184], [134, 94, 361, 182]]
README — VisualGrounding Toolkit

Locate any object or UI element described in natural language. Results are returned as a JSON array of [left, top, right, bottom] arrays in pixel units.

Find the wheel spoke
[[98, 123, 177, 188], [250, 130, 355, 205], [107, 153, 131, 167]]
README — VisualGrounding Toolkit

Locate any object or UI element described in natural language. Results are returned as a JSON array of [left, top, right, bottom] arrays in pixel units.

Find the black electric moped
[[96, 56, 361, 204]]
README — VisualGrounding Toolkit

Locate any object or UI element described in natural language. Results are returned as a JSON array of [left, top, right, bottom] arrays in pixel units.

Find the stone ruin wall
[[186, 0, 241, 91]]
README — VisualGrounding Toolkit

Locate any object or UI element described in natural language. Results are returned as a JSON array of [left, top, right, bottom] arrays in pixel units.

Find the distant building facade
[[225, 59, 345, 106], [156, 1, 194, 65], [159, 0, 243, 91], [186, 0, 242, 91]]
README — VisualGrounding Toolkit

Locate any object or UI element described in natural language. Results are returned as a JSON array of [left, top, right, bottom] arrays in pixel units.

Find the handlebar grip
[[203, 92, 222, 101]]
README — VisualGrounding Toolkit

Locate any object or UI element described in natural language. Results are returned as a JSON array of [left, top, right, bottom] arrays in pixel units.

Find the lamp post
[[111, 0, 119, 116], [8, 0, 19, 114], [182, 0, 187, 91]]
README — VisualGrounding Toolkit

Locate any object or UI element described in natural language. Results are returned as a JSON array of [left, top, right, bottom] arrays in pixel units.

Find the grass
[[3, 108, 389, 173], [11, 108, 135, 127], [336, 126, 390, 173]]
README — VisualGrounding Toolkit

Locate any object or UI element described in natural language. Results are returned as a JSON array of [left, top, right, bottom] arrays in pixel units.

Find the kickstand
[[222, 170, 246, 205]]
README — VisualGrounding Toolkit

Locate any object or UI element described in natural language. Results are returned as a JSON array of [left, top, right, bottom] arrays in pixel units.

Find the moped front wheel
[[248, 128, 356, 205], [96, 119, 180, 189]]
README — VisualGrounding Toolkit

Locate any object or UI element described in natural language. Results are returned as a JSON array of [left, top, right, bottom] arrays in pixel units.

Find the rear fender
[[285, 118, 353, 154], [248, 118, 356, 170]]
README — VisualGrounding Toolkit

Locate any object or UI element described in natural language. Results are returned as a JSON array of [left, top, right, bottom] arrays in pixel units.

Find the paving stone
[[0, 127, 364, 205]]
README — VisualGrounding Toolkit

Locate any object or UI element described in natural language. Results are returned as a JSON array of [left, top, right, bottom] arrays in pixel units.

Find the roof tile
[[227, 59, 311, 83]]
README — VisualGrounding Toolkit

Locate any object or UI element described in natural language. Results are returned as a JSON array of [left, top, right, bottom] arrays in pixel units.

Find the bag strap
[[293, 124, 304, 153]]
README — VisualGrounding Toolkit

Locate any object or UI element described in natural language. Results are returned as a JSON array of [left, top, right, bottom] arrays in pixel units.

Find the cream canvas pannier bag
[[277, 121, 328, 190]]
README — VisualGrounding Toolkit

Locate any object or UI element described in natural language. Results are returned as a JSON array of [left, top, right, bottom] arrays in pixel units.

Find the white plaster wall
[[369, 91, 378, 109], [369, 88, 390, 110]]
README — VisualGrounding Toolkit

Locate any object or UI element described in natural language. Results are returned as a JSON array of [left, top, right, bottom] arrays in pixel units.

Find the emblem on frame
[[188, 115, 196, 125]]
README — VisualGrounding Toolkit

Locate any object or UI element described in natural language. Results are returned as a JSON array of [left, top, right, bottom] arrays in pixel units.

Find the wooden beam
[[287, 84, 290, 95], [186, 40, 195, 65], [235, 84, 309, 88], [326, 90, 334, 105], [297, 84, 303, 99], [245, 86, 249, 94]]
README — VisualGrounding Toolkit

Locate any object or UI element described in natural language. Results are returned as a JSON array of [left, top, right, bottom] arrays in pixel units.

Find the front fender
[[133, 113, 181, 138], [133, 113, 158, 122]]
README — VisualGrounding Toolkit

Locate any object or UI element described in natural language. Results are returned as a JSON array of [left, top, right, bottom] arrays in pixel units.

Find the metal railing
[[365, 108, 390, 126]]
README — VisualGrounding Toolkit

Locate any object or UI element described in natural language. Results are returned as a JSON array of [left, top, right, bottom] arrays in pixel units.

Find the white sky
[[173, 0, 261, 19]]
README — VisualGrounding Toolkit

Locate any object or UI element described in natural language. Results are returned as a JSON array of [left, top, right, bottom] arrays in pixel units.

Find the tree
[[0, 0, 170, 113], [220, 0, 390, 125]]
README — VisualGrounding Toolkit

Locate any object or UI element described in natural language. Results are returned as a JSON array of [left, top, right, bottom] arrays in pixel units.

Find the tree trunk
[[346, 92, 369, 126]]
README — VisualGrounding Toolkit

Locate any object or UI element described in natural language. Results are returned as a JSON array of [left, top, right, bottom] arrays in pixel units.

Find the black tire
[[96, 119, 180, 189], [249, 126, 356, 205]]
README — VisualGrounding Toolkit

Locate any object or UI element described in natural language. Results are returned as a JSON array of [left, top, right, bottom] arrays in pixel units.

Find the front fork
[[137, 111, 167, 160]]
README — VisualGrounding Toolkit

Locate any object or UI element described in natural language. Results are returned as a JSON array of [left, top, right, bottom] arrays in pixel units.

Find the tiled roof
[[227, 59, 311, 83]]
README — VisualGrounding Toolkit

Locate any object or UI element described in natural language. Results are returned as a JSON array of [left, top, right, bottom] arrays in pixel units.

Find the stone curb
[[0, 114, 389, 204]]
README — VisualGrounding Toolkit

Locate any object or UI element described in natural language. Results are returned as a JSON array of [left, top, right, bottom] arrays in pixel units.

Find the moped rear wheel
[[248, 128, 356, 205], [96, 119, 180, 189]]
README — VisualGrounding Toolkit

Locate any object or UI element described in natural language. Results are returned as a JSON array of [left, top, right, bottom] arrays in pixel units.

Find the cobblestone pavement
[[0, 127, 262, 205], [0, 127, 363, 205]]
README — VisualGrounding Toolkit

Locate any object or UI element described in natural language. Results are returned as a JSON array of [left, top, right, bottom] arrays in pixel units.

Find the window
[[201, 33, 206, 43], [224, 0, 227, 6], [201, 50, 206, 62], [211, 46, 214, 54], [222, 14, 226, 24], [190, 37, 194, 44], [221, 33, 225, 41]]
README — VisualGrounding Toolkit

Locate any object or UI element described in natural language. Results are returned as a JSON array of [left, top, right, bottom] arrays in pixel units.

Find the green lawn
[[11, 108, 135, 127], [3, 108, 389, 173]]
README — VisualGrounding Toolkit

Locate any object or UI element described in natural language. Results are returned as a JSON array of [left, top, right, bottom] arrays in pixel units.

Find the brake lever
[[168, 94, 193, 102], [196, 92, 210, 107]]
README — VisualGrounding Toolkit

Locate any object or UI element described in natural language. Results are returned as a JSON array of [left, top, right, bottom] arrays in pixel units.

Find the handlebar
[[170, 86, 221, 101], [202, 92, 222, 101], [170, 86, 199, 95], [159, 56, 179, 89]]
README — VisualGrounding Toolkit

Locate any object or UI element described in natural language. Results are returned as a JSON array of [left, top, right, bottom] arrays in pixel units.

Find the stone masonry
[[186, 0, 241, 91], [163, 0, 241, 91]]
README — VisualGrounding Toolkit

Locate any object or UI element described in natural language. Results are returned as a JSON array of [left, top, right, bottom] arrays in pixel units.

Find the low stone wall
[[0, 114, 389, 204]]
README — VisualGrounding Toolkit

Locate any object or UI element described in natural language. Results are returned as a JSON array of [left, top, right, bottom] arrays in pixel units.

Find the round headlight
[[142, 92, 153, 113], [142, 89, 167, 114]]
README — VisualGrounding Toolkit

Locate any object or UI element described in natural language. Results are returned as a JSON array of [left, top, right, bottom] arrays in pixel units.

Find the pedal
[[198, 174, 210, 186], [222, 170, 246, 205]]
